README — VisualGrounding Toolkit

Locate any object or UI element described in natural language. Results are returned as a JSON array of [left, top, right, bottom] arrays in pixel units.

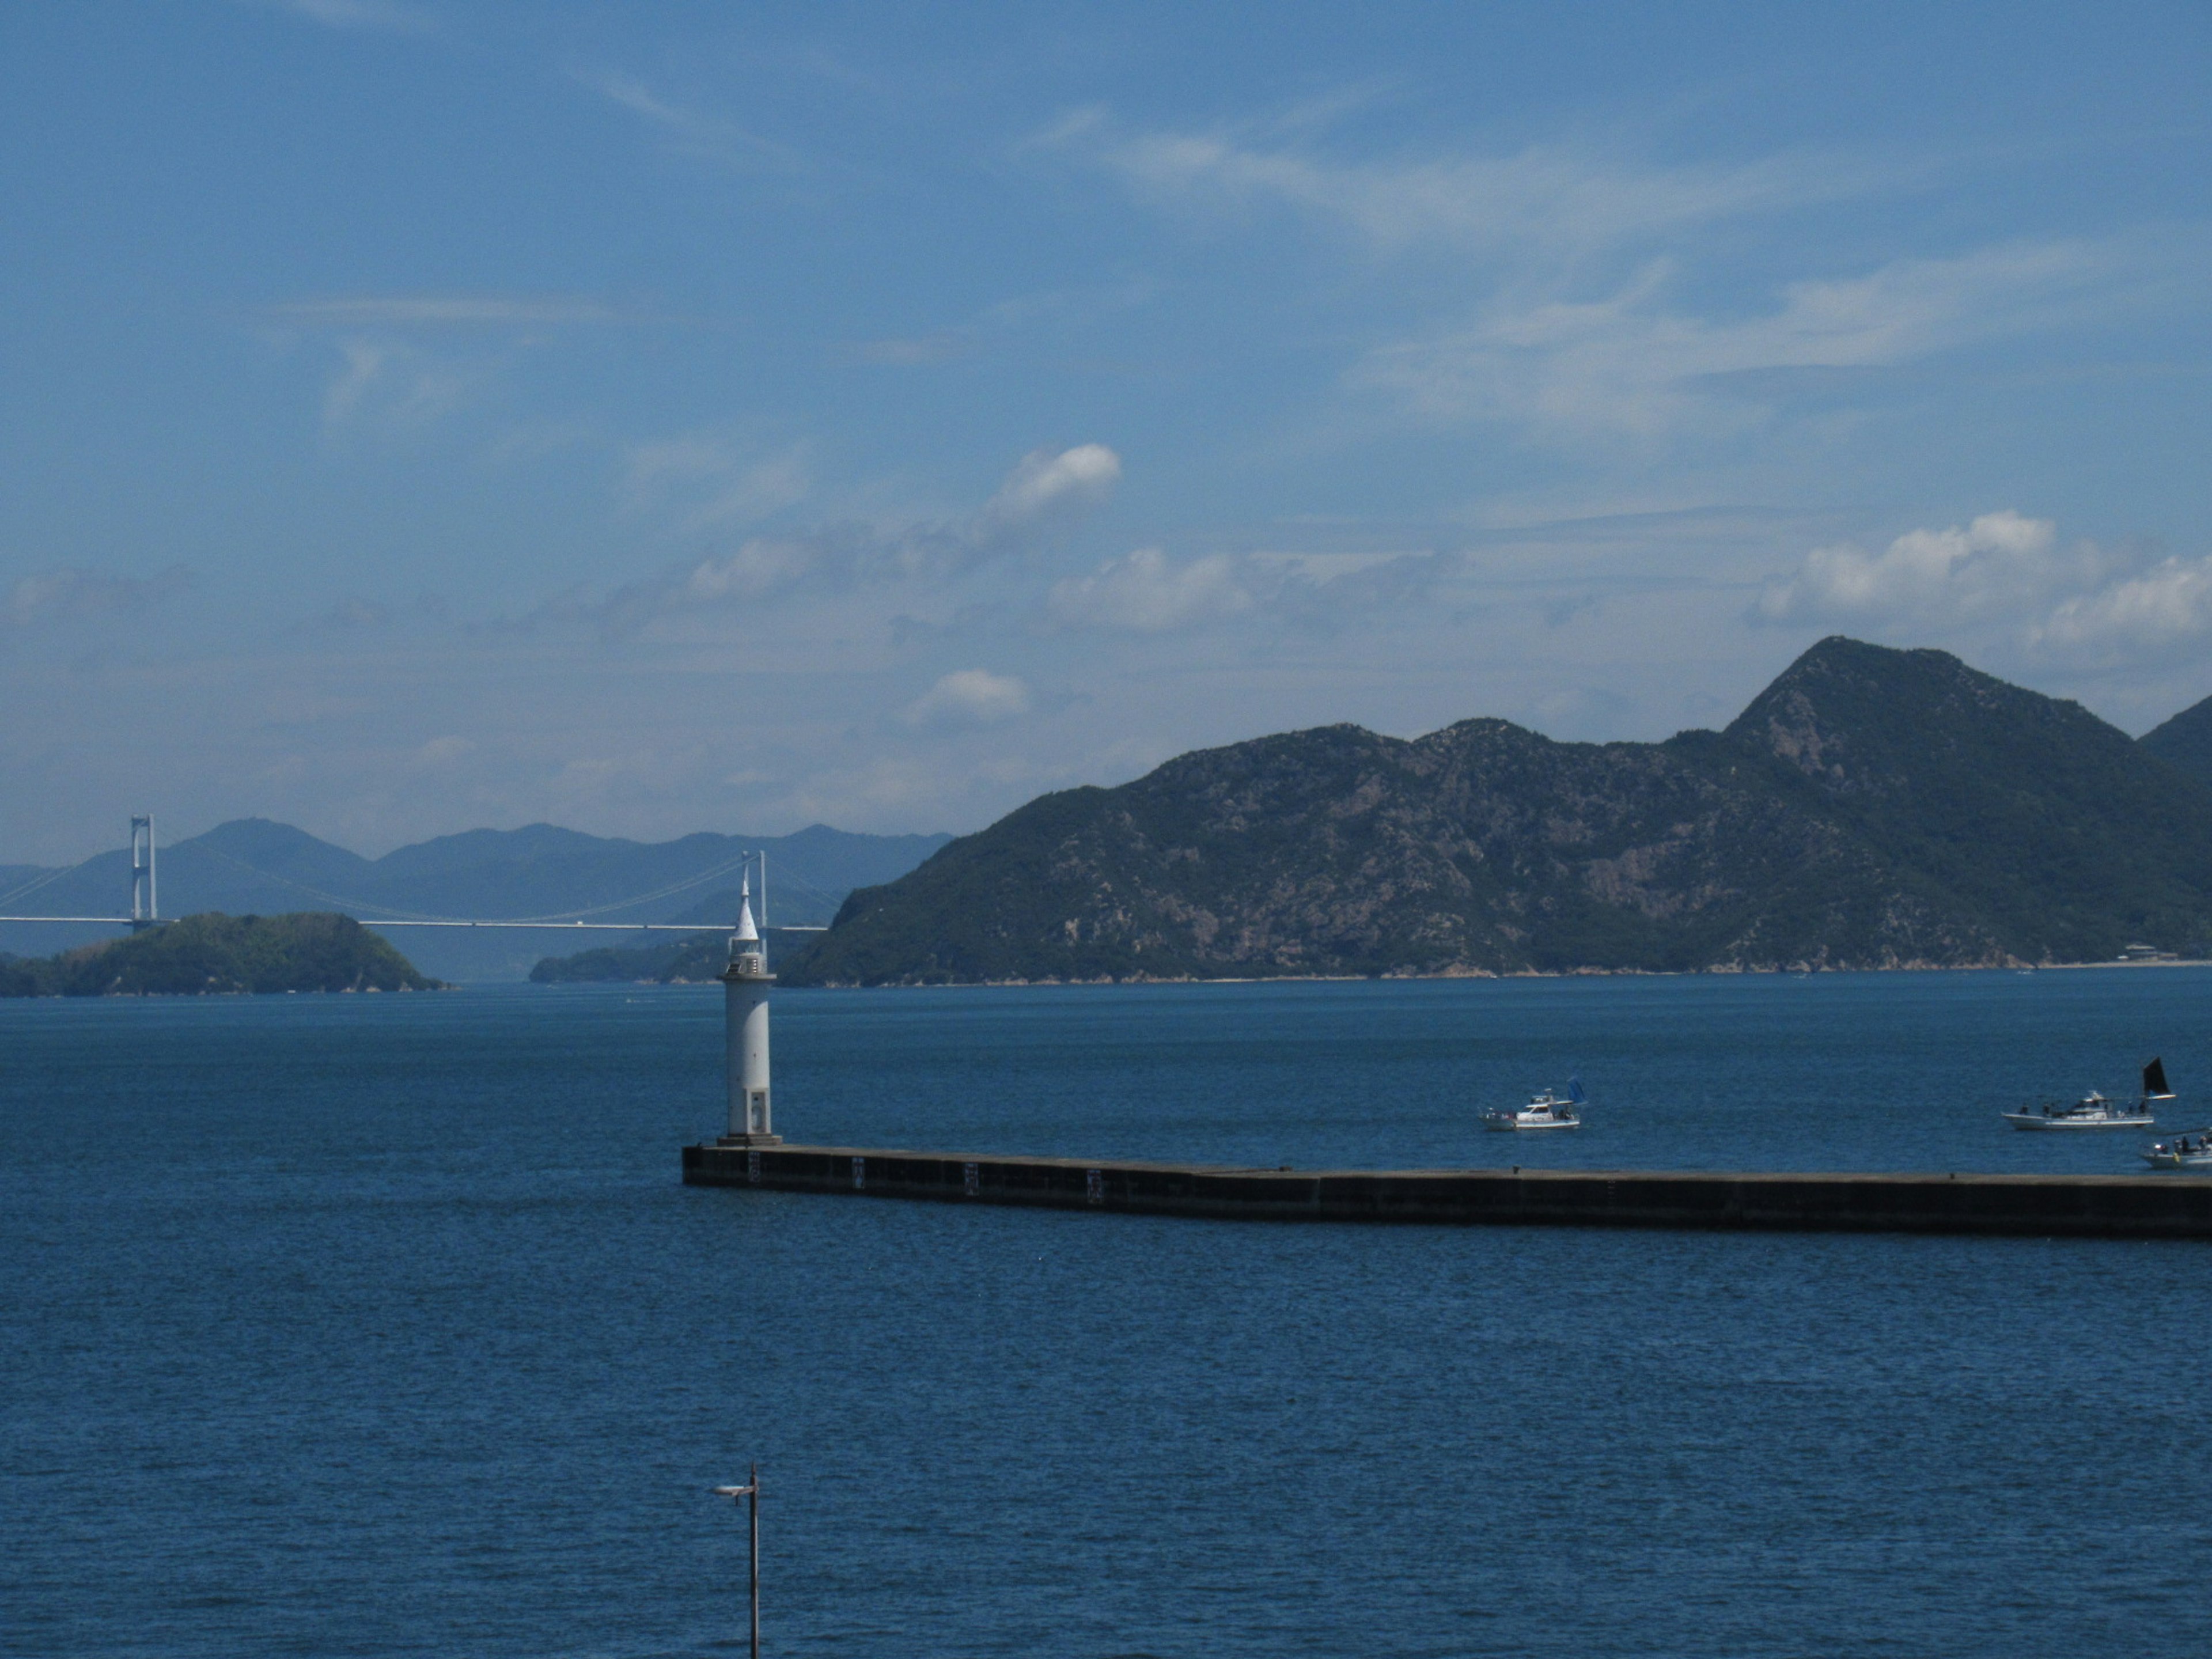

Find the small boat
[[1483, 1077, 1585, 1131], [2142, 1131, 2212, 1169], [2002, 1058, 2175, 1131]]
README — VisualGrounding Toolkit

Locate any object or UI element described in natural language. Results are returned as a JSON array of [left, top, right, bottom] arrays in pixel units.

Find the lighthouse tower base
[[715, 1130, 785, 1147]]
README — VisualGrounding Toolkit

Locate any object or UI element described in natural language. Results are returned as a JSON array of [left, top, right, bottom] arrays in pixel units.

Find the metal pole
[[714, 1469, 762, 1656]]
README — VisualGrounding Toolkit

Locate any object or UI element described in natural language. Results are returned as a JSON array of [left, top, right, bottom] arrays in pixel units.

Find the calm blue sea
[[7, 969, 2212, 1657]]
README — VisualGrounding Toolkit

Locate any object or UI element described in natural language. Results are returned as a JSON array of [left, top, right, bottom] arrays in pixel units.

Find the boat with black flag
[[2003, 1058, 2175, 1130]]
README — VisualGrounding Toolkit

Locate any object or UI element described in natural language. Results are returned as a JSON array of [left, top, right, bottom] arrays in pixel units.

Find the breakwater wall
[[682, 1142, 2212, 1240]]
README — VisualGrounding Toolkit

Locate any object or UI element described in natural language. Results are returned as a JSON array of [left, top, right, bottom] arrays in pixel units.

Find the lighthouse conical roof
[[733, 871, 759, 944]]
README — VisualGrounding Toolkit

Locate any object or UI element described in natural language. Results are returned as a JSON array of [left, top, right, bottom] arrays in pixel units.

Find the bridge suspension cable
[[0, 828, 832, 931]]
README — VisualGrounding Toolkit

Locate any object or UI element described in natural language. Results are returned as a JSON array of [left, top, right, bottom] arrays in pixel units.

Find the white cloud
[[1759, 510, 2212, 666], [2035, 556, 2212, 654], [1758, 511, 2078, 625], [902, 669, 1032, 728], [972, 444, 1122, 554], [1048, 547, 1254, 632]]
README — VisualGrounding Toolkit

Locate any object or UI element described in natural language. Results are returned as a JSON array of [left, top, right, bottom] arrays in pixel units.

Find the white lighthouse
[[719, 870, 779, 1145]]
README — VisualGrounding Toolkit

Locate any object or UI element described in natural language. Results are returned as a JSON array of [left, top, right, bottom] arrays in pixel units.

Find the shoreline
[[775, 957, 2212, 991]]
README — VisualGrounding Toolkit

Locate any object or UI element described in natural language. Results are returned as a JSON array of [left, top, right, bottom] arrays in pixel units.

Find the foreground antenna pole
[[713, 1467, 762, 1657]]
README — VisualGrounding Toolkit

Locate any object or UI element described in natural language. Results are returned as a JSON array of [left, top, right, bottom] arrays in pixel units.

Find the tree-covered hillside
[[0, 913, 440, 996], [525, 929, 830, 984], [781, 638, 2212, 984], [2141, 692, 2212, 791]]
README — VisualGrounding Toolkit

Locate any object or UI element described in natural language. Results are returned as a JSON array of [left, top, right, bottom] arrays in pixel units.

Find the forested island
[[0, 912, 441, 997], [528, 934, 725, 984]]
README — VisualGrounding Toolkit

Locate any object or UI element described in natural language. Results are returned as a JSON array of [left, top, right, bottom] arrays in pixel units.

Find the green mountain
[[2141, 692, 2212, 791], [0, 912, 440, 997], [783, 638, 2212, 985]]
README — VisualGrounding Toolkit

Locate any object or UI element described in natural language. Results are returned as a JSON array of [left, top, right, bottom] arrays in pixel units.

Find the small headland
[[0, 912, 442, 997], [528, 927, 816, 984]]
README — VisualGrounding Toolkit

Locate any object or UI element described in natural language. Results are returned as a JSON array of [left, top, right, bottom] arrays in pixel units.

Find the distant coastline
[[527, 954, 2212, 990]]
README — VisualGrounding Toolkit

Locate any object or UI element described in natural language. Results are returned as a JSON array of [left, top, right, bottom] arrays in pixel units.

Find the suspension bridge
[[0, 816, 830, 937]]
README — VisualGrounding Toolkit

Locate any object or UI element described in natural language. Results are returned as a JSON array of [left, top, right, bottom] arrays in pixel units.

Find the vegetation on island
[[526, 927, 822, 984], [0, 912, 441, 997], [772, 637, 2212, 986], [2141, 691, 2212, 792], [528, 933, 725, 984]]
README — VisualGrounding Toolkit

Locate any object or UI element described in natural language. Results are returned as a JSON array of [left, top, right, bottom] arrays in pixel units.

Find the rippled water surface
[[7, 969, 2212, 1657]]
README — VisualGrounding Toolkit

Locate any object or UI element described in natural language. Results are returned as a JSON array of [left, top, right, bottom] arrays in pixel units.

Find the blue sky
[[3, 1, 2208, 861]]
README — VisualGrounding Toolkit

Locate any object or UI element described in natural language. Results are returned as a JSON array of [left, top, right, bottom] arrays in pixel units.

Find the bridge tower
[[129, 816, 157, 932]]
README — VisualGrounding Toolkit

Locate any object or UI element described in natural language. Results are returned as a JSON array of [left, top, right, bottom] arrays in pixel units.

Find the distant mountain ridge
[[0, 821, 951, 982], [784, 638, 2212, 984]]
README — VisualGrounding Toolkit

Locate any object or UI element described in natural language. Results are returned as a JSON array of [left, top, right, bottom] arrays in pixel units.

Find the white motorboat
[[1483, 1078, 1585, 1131], [2142, 1132, 2212, 1169], [2002, 1058, 2174, 1131]]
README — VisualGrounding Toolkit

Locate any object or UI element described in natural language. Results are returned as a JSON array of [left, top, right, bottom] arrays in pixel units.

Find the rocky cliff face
[[786, 638, 2212, 984]]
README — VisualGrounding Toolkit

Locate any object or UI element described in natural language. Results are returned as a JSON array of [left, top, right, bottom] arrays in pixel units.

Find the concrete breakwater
[[683, 1143, 2212, 1240]]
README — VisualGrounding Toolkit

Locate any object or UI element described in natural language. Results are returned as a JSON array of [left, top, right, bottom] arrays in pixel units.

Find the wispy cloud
[[1047, 547, 1253, 632], [1046, 544, 1446, 634], [574, 70, 805, 173], [1051, 108, 2173, 445], [272, 295, 630, 327], [1353, 241, 2127, 436], [835, 281, 1160, 372], [623, 434, 815, 534], [253, 0, 437, 35], [302, 593, 448, 633], [321, 338, 475, 430], [5, 566, 192, 631], [843, 333, 969, 367], [593, 444, 1122, 634], [1048, 107, 1880, 262]]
